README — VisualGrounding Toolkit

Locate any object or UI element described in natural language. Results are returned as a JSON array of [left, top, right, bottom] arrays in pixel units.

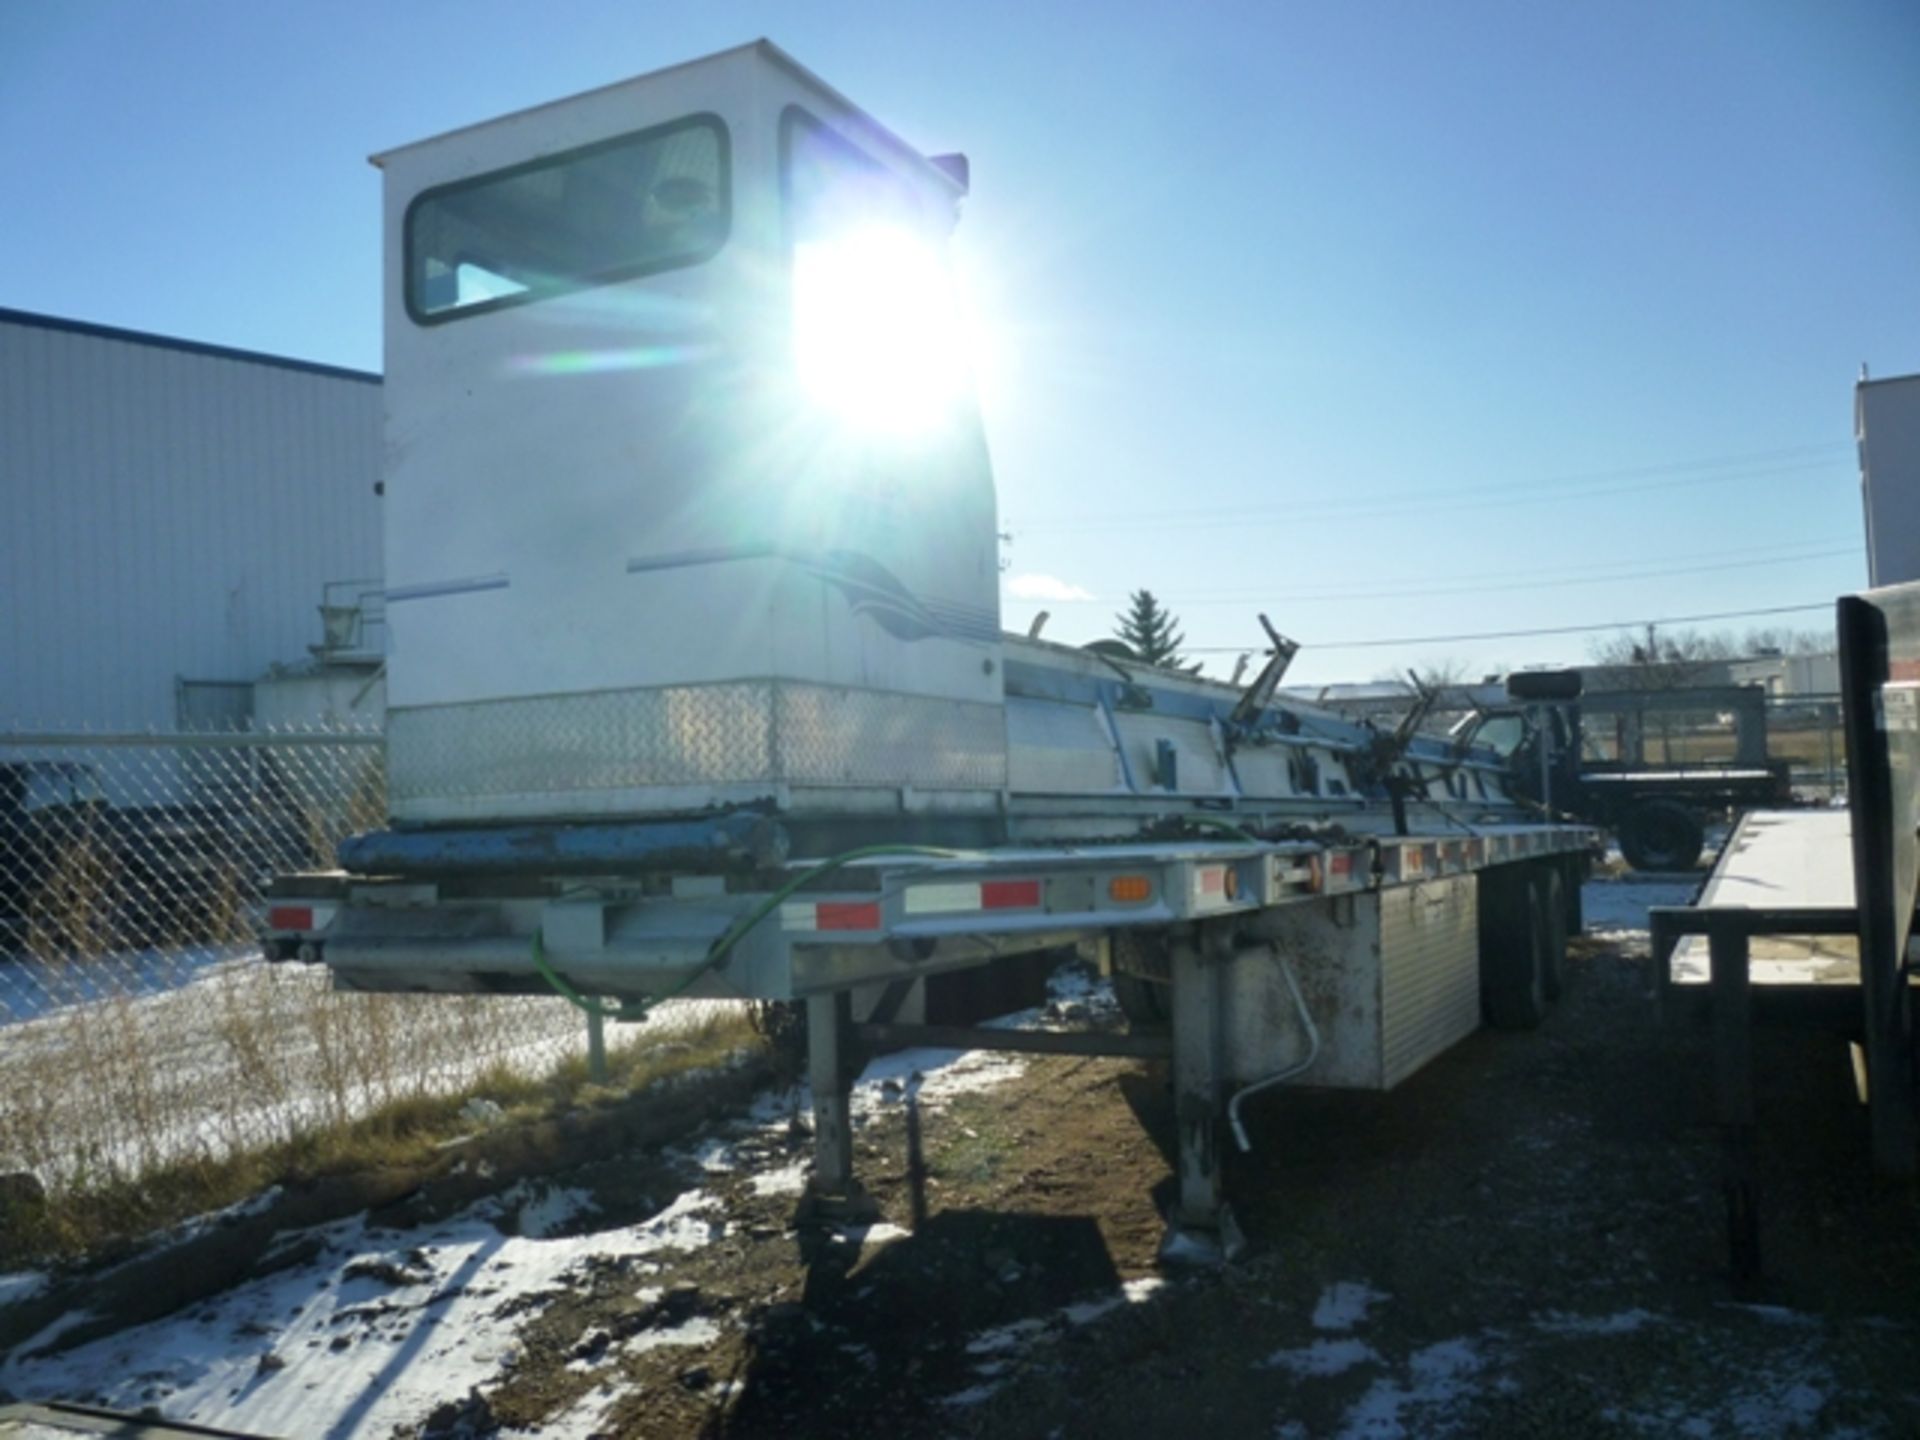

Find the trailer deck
[[1663, 809, 1860, 993], [1652, 578, 1920, 1287]]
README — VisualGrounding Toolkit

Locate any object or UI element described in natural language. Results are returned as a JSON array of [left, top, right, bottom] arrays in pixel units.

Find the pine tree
[[1113, 590, 1193, 671]]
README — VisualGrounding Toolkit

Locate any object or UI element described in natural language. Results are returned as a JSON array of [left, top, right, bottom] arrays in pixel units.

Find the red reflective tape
[[816, 902, 881, 931], [1200, 868, 1226, 894], [268, 905, 314, 931], [981, 879, 1041, 910], [1330, 852, 1354, 876]]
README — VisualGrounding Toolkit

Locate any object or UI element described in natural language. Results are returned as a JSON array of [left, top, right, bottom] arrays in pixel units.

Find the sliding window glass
[[406, 115, 729, 323]]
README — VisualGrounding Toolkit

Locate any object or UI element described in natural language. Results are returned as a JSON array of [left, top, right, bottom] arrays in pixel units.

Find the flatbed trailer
[[265, 41, 1597, 1258], [271, 705, 1594, 1258], [1652, 577, 1920, 1285]]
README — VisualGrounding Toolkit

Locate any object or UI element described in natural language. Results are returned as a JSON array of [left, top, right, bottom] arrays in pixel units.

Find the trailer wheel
[[1562, 853, 1587, 935], [1618, 800, 1704, 873], [1481, 865, 1548, 1031], [1535, 864, 1569, 1002]]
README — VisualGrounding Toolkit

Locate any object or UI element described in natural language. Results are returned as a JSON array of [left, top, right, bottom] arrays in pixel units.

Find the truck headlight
[[792, 225, 964, 435]]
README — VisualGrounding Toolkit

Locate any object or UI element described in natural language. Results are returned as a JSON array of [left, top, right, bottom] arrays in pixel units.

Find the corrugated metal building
[[1858, 371, 1920, 589], [1, 308, 382, 729]]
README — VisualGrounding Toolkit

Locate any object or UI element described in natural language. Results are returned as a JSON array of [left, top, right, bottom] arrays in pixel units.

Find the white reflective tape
[[779, 902, 818, 932], [904, 882, 984, 915]]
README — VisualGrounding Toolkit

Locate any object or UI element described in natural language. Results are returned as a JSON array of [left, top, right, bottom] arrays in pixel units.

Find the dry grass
[[0, 736, 776, 1271], [0, 1007, 761, 1270]]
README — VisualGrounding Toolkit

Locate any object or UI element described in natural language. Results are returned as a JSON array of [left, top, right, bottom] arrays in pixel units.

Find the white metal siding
[[0, 315, 382, 727]]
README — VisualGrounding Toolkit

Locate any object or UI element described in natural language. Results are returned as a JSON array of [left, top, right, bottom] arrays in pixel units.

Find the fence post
[[586, 1009, 608, 1085], [1824, 702, 1838, 798]]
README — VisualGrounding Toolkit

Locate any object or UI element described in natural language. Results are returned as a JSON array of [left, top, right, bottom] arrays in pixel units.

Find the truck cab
[[1456, 673, 1791, 871], [372, 42, 1003, 827]]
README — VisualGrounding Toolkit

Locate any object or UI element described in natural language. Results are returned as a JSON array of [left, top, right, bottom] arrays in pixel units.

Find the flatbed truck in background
[[1457, 674, 1791, 872], [264, 41, 1594, 1258]]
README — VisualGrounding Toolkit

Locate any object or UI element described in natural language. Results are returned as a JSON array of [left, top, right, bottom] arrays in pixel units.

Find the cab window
[[406, 114, 729, 323]]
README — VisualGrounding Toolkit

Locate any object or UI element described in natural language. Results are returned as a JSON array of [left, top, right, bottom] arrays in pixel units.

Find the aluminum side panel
[[387, 680, 1005, 820], [1111, 712, 1232, 796], [1225, 895, 1386, 1090], [1379, 876, 1482, 1089], [1005, 696, 1126, 794]]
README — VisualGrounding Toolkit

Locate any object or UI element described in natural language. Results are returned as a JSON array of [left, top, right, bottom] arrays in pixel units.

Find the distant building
[[1, 308, 383, 730], [1858, 371, 1920, 588], [1725, 651, 1841, 699]]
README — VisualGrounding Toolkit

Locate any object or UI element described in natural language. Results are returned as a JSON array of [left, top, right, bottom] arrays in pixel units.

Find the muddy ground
[[9, 883, 1920, 1437], [424, 901, 1919, 1437]]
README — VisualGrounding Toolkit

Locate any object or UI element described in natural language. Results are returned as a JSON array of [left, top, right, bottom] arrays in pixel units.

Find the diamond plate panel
[[775, 686, 1008, 790], [387, 681, 1006, 810], [388, 684, 776, 802]]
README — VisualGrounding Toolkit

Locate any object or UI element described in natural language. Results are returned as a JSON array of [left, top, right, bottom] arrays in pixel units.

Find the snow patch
[[851, 1043, 1028, 1117], [623, 1314, 723, 1356], [1722, 1302, 1820, 1327], [939, 1380, 1005, 1407], [1312, 1280, 1389, 1332], [513, 1185, 596, 1238], [0, 1271, 48, 1308], [631, 1189, 727, 1254], [1062, 1277, 1165, 1326], [1334, 1336, 1486, 1439], [966, 1317, 1051, 1356], [1582, 879, 1699, 936], [749, 1159, 811, 1197], [949, 1275, 1166, 1404], [1535, 1307, 1661, 1336], [1264, 1337, 1380, 1377], [0, 1179, 732, 1437]]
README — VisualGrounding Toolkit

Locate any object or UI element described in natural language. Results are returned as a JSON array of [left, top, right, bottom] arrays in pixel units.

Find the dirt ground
[[9, 885, 1920, 1437], [414, 902, 1917, 1437]]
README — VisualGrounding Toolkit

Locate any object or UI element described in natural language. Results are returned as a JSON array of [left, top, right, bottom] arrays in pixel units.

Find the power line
[[1016, 456, 1846, 533], [1184, 601, 1835, 654], [1012, 441, 1849, 527], [1005, 534, 1857, 601], [1008, 440, 1855, 534], [1007, 543, 1857, 608]]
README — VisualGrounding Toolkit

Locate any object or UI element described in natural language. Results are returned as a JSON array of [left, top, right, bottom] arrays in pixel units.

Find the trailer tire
[[1481, 865, 1548, 1031], [1618, 800, 1704, 873], [1562, 853, 1587, 935], [1535, 864, 1569, 1002]]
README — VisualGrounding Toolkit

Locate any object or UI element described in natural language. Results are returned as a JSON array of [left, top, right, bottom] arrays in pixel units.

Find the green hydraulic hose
[[531, 843, 969, 1024], [1181, 815, 1260, 844]]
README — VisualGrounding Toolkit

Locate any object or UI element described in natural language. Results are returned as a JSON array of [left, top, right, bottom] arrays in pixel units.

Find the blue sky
[[4, 1, 1915, 683]]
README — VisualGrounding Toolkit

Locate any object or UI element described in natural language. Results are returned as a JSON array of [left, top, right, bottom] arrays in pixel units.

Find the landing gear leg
[[1162, 927, 1245, 1265], [800, 990, 877, 1222]]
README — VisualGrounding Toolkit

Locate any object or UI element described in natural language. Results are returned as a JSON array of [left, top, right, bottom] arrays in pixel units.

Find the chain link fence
[[0, 729, 590, 1197]]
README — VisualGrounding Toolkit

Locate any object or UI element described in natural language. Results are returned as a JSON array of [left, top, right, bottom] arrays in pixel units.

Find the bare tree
[[1738, 625, 1833, 657], [1410, 657, 1472, 690], [1587, 624, 1733, 689]]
